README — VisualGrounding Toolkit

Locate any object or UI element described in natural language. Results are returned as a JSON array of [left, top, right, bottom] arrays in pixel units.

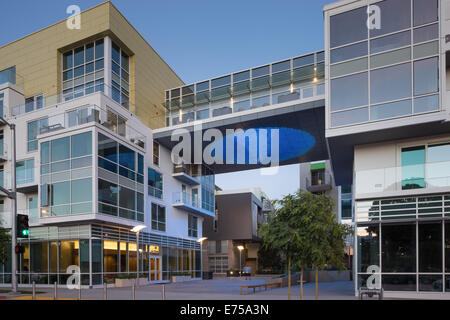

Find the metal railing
[[0, 68, 24, 90]]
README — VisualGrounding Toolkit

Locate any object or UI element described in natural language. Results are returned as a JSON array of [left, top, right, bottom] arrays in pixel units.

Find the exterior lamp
[[197, 237, 207, 278], [237, 245, 244, 276], [131, 225, 147, 286]]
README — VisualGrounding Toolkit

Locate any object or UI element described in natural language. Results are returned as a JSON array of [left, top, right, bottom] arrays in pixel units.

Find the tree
[[259, 190, 353, 300], [0, 219, 10, 267], [259, 194, 309, 300], [302, 192, 353, 300]]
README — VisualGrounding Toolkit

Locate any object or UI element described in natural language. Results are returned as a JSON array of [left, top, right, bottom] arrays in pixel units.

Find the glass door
[[149, 256, 162, 282]]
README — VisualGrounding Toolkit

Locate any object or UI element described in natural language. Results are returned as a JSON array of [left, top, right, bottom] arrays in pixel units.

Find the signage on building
[[149, 245, 160, 254]]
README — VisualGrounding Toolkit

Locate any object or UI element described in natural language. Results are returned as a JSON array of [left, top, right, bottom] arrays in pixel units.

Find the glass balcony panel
[[233, 96, 250, 112], [196, 91, 210, 104], [252, 65, 269, 78], [181, 94, 194, 108], [293, 54, 314, 68], [271, 71, 291, 87], [292, 65, 315, 84], [272, 60, 290, 73], [181, 110, 195, 123], [211, 86, 230, 101], [251, 76, 270, 91], [232, 80, 250, 96], [251, 95, 270, 109], [196, 81, 209, 92], [233, 71, 250, 83], [211, 76, 230, 89]]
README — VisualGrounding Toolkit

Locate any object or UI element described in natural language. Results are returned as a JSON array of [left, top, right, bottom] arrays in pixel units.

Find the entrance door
[[149, 256, 162, 282]]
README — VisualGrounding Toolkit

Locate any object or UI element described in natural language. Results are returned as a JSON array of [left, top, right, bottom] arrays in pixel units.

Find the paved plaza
[[1, 278, 357, 300]]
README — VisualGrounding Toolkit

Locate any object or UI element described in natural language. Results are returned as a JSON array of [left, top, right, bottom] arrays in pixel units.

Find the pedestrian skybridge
[[154, 50, 328, 174]]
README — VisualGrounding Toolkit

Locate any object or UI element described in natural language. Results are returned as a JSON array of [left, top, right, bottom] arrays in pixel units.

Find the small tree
[[259, 194, 309, 300], [0, 219, 10, 267]]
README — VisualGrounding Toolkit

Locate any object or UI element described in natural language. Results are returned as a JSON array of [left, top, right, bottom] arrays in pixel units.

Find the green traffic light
[[22, 229, 29, 236]]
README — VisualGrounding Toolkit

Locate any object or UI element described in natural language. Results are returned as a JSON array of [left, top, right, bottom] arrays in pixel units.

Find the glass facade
[[62, 39, 105, 101], [165, 51, 325, 126], [188, 214, 198, 238], [151, 203, 166, 232], [201, 165, 215, 212], [329, 0, 440, 127], [111, 41, 130, 109], [16, 159, 34, 185], [148, 168, 163, 199], [97, 132, 144, 222], [0, 225, 202, 286], [40, 132, 93, 217]]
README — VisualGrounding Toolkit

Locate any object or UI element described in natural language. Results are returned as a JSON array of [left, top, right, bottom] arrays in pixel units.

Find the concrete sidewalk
[[2, 279, 357, 300]]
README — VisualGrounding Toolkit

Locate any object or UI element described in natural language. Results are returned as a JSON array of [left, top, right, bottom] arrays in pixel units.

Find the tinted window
[[414, 57, 438, 96], [370, 62, 411, 104], [330, 6, 367, 48], [414, 0, 438, 27], [370, 31, 410, 54], [293, 54, 314, 68], [98, 179, 118, 205], [382, 223, 416, 272], [370, 99, 411, 120], [71, 132, 92, 158], [331, 107, 369, 127], [402, 146, 425, 189], [331, 42, 368, 64], [98, 133, 117, 162], [252, 65, 270, 78], [51, 137, 70, 162], [370, 0, 411, 37], [419, 223, 442, 272], [330, 72, 368, 111], [272, 60, 290, 73], [414, 24, 439, 44]]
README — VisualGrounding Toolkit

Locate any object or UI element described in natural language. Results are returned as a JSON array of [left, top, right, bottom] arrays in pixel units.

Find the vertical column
[[103, 36, 112, 99]]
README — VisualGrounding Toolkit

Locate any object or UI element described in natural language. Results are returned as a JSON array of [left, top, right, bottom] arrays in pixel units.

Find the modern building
[[0, 0, 447, 298], [0, 2, 215, 288], [324, 0, 450, 295], [202, 188, 272, 275]]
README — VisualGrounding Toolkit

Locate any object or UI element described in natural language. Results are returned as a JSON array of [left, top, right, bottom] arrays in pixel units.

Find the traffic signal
[[15, 244, 25, 254], [16, 214, 29, 238]]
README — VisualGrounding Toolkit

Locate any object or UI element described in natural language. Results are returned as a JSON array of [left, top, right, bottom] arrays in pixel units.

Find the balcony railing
[[173, 192, 201, 209], [39, 105, 100, 135], [0, 68, 24, 90], [355, 160, 450, 196]]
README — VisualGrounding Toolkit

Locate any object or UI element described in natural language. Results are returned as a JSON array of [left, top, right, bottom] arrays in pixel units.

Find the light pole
[[131, 225, 147, 287], [197, 237, 207, 279], [0, 116, 17, 293], [237, 245, 244, 276]]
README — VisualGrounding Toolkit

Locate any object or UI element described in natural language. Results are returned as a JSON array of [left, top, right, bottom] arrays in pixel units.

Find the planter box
[[115, 277, 148, 287], [171, 276, 192, 283]]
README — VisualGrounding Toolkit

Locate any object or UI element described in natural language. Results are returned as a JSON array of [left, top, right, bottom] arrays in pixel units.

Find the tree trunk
[[300, 264, 304, 300], [288, 256, 291, 300], [315, 266, 318, 300]]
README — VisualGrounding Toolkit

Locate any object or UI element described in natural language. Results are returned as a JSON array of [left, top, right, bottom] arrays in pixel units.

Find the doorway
[[149, 256, 162, 282]]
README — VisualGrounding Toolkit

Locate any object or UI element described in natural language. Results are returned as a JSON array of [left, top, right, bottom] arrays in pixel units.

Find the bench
[[359, 287, 383, 300], [240, 283, 281, 295]]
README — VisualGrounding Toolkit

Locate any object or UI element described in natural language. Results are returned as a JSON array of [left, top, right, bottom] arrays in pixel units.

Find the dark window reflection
[[446, 223, 450, 272], [419, 222, 442, 272], [358, 225, 379, 272], [382, 223, 416, 272], [330, 6, 367, 48], [419, 275, 443, 292], [413, 0, 438, 27], [382, 275, 416, 291]]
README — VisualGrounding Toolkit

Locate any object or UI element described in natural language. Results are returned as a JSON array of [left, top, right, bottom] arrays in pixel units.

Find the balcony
[[172, 192, 214, 217], [355, 160, 450, 198], [0, 67, 24, 90], [172, 163, 201, 185], [306, 171, 333, 193], [38, 105, 100, 135]]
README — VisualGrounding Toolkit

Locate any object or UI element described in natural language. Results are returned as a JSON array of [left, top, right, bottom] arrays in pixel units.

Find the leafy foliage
[[0, 222, 10, 266]]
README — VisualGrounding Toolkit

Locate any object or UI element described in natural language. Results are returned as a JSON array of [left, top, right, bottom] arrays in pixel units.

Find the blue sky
[[0, 0, 332, 200]]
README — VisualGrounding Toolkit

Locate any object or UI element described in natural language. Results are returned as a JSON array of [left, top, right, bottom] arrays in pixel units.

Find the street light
[[237, 245, 244, 276], [197, 237, 207, 279], [0, 117, 17, 293], [131, 225, 147, 286]]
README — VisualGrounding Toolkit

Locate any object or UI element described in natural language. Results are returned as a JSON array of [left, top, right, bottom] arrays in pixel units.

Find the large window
[[151, 203, 166, 232], [148, 168, 163, 199], [16, 159, 34, 185], [402, 146, 425, 190], [40, 132, 93, 217], [201, 165, 215, 213], [419, 222, 442, 273], [188, 215, 198, 238], [62, 39, 104, 101], [357, 225, 379, 273], [153, 141, 160, 166], [27, 118, 48, 152], [382, 223, 416, 273], [97, 132, 144, 222], [329, 0, 440, 127], [111, 41, 130, 109]]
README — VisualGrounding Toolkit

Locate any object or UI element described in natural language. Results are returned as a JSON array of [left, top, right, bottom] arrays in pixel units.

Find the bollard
[[132, 282, 136, 300], [78, 284, 81, 300], [53, 282, 57, 300], [104, 283, 107, 300], [32, 281, 36, 300], [162, 284, 166, 300]]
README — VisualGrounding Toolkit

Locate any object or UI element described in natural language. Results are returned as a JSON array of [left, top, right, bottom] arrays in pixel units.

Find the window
[[357, 225, 379, 272], [427, 143, 450, 188], [153, 141, 160, 166], [188, 215, 198, 238], [311, 169, 325, 186], [148, 168, 163, 199], [331, 42, 368, 64], [24, 94, 44, 113], [62, 39, 104, 101], [402, 146, 425, 189], [111, 41, 130, 109], [98, 179, 118, 216], [413, 0, 438, 27], [330, 6, 367, 48], [414, 57, 439, 96], [0, 165, 3, 188], [370, 62, 411, 104], [382, 223, 416, 272], [151, 203, 166, 232], [0, 93, 3, 117], [0, 130, 3, 157], [40, 132, 93, 217], [370, 0, 411, 38], [16, 159, 34, 185], [330, 72, 368, 112], [419, 222, 442, 273]]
